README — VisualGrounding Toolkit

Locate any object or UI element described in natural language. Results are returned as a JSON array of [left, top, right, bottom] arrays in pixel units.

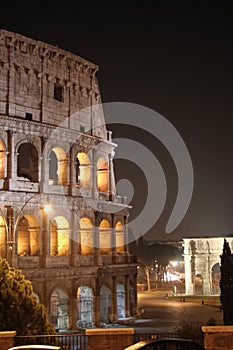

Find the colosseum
[[0, 29, 138, 330]]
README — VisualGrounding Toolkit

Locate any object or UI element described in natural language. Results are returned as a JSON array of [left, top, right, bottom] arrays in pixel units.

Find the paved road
[[130, 290, 224, 333]]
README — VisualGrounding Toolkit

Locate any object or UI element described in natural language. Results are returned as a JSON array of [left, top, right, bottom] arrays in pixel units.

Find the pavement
[[116, 290, 224, 333]]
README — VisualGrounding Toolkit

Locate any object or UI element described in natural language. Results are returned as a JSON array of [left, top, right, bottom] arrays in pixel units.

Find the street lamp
[[44, 196, 52, 214], [0, 193, 51, 267]]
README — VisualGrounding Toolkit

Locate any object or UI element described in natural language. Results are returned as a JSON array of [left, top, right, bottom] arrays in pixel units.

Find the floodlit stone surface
[[0, 29, 137, 330], [183, 236, 233, 295]]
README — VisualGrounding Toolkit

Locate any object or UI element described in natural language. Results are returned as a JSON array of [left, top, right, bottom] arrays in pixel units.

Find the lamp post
[[0, 205, 11, 263], [0, 193, 51, 267]]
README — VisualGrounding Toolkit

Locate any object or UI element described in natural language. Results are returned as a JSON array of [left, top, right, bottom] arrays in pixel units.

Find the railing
[[15, 333, 88, 350], [15, 331, 179, 350], [133, 332, 179, 343]]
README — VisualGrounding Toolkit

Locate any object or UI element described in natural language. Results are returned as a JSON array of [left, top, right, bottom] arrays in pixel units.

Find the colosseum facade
[[0, 29, 138, 330]]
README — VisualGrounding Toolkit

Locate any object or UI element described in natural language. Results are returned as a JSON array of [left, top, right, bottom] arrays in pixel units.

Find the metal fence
[[15, 333, 88, 350], [15, 331, 179, 350], [133, 332, 179, 343]]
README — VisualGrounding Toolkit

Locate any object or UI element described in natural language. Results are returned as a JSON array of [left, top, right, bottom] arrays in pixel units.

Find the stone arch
[[50, 216, 69, 256], [211, 262, 220, 294], [0, 138, 6, 179], [49, 288, 69, 330], [76, 152, 91, 189], [0, 215, 7, 257], [17, 214, 40, 256], [116, 221, 124, 253], [99, 219, 111, 254], [194, 274, 203, 295], [117, 283, 126, 318], [97, 157, 108, 192], [100, 285, 112, 324], [77, 286, 94, 328], [79, 217, 93, 255], [49, 147, 68, 186], [17, 142, 38, 182], [49, 150, 58, 184]]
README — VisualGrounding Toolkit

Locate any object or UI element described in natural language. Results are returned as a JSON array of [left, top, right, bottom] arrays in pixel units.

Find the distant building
[[0, 29, 137, 330], [183, 236, 233, 295]]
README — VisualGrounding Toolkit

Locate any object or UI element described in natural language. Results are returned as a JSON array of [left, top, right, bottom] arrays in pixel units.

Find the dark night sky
[[1, 1, 233, 241]]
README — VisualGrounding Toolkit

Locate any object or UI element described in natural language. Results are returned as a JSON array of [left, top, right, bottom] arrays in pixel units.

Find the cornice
[[0, 115, 107, 148], [0, 29, 99, 77]]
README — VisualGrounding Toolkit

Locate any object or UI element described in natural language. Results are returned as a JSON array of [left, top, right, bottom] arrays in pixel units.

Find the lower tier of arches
[[22, 264, 138, 331]]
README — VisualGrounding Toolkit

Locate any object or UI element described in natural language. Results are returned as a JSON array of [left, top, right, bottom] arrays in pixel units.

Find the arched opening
[[79, 218, 93, 255], [49, 147, 68, 186], [116, 221, 124, 253], [17, 214, 40, 256], [212, 263, 220, 294], [0, 139, 5, 179], [100, 285, 112, 324], [17, 143, 38, 182], [99, 219, 111, 254], [194, 274, 203, 295], [0, 216, 7, 257], [50, 216, 69, 256], [49, 288, 69, 330], [117, 283, 126, 319], [97, 157, 108, 193], [77, 286, 94, 328], [76, 152, 91, 189], [49, 150, 58, 185]]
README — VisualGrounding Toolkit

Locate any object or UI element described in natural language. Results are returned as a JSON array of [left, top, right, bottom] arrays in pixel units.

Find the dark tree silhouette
[[0, 258, 55, 335], [129, 238, 181, 291], [220, 239, 233, 325]]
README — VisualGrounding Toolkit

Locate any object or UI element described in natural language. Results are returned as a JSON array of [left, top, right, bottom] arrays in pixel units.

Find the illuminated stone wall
[[0, 29, 106, 136], [183, 236, 233, 295], [0, 29, 138, 330]]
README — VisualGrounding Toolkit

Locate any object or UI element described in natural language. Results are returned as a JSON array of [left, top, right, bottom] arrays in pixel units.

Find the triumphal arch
[[183, 236, 233, 295]]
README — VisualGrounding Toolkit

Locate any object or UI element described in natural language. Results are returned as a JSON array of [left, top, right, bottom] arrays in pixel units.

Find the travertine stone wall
[[0, 29, 106, 138], [0, 29, 138, 330], [183, 237, 233, 295]]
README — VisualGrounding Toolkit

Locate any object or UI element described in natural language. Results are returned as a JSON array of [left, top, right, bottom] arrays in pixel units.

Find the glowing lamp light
[[170, 260, 178, 267], [44, 197, 52, 214]]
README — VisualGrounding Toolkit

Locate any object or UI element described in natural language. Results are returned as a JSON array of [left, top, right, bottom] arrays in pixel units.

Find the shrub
[[0, 258, 55, 335]]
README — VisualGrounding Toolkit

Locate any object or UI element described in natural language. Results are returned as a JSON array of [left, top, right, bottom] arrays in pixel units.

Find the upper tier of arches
[[0, 136, 117, 198]]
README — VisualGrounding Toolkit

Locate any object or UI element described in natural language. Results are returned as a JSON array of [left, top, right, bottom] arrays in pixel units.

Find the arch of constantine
[[183, 236, 233, 295]]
